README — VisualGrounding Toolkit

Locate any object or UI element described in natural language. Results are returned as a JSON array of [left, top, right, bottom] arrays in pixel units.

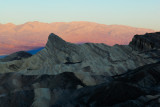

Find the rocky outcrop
[[0, 51, 32, 62], [0, 33, 159, 75], [0, 32, 160, 106], [129, 32, 160, 51]]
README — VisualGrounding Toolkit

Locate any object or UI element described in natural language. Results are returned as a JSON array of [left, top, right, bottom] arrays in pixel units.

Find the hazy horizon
[[1, 0, 160, 30], [0, 21, 157, 31]]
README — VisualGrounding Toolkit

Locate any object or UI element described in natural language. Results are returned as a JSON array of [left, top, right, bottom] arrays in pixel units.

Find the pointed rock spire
[[46, 33, 67, 50]]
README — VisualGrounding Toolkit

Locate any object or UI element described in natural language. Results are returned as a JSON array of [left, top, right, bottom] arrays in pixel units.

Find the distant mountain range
[[0, 21, 154, 55]]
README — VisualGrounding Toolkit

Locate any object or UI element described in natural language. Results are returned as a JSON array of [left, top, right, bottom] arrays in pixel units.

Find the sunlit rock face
[[0, 32, 160, 106], [0, 21, 154, 55]]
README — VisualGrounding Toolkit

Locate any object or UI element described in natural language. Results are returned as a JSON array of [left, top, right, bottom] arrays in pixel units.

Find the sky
[[0, 0, 160, 30]]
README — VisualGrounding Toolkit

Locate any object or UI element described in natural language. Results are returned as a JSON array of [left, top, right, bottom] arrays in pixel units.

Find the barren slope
[[0, 21, 154, 55]]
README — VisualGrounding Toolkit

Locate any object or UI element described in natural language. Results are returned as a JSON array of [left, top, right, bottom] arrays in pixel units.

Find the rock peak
[[48, 33, 65, 42], [46, 33, 67, 50]]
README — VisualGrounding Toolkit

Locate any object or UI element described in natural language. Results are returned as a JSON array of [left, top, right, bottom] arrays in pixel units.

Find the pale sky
[[0, 0, 160, 30]]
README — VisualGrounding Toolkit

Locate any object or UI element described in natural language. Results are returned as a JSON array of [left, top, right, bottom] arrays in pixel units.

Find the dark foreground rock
[[129, 32, 160, 51], [52, 61, 160, 107], [0, 61, 159, 106]]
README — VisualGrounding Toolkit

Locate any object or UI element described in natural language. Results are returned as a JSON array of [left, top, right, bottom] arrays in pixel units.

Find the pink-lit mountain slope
[[0, 21, 154, 55]]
